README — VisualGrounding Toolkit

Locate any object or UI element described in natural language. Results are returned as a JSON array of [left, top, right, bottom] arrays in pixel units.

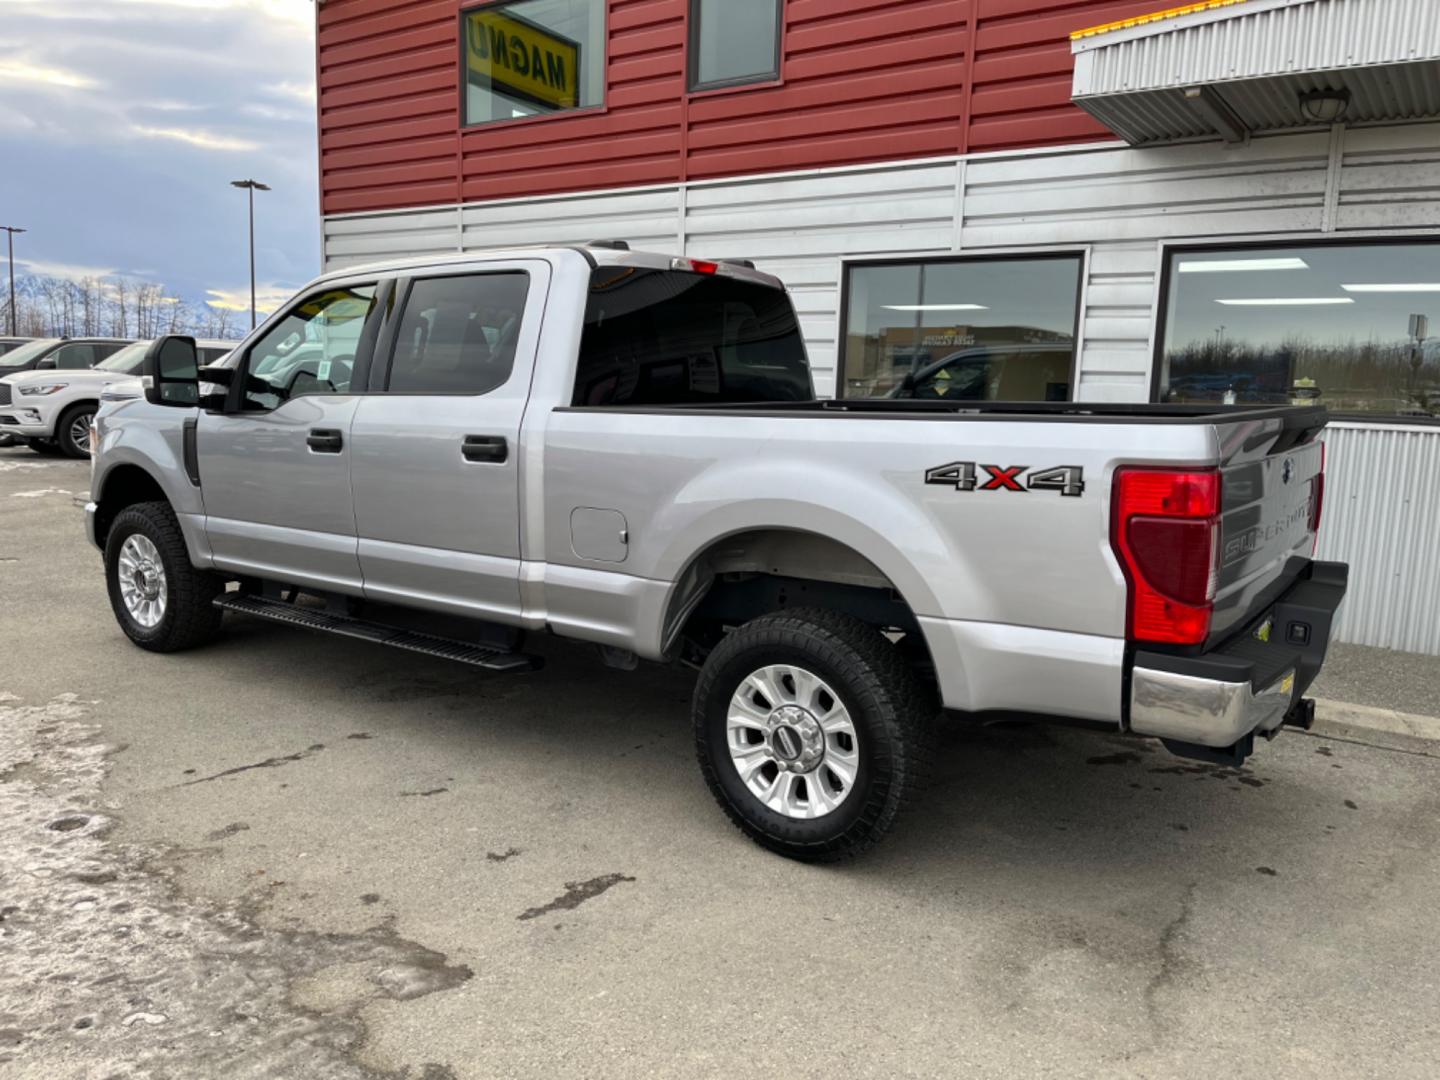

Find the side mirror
[[142, 335, 200, 407], [197, 363, 234, 411], [36, 357, 56, 370]]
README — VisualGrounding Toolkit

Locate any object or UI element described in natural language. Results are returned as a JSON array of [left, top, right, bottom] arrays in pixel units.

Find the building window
[[1158, 241, 1440, 419], [839, 255, 1084, 400], [461, 0, 603, 126], [689, 0, 781, 91]]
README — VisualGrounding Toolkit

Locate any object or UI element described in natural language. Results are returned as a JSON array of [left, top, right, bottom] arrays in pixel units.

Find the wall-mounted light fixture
[[1299, 88, 1351, 124]]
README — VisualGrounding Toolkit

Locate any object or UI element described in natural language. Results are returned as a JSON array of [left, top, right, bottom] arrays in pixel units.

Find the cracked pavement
[[3, 446, 1440, 1078]]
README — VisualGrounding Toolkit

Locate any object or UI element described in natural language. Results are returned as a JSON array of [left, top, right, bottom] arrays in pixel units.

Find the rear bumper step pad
[[214, 593, 541, 674]]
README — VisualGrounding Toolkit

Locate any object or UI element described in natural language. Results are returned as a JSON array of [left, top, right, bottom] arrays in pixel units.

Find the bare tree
[[110, 278, 130, 337], [0, 271, 244, 343]]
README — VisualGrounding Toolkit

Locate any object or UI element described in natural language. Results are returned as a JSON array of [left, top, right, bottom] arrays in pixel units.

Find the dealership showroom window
[[840, 254, 1084, 400], [1158, 241, 1440, 418]]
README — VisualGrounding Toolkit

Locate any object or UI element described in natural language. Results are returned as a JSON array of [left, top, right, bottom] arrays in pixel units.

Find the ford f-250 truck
[[85, 244, 1347, 861]]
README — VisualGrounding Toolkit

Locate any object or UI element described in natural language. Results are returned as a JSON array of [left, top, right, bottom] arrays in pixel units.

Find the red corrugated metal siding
[[318, 0, 1163, 215], [968, 0, 1160, 151]]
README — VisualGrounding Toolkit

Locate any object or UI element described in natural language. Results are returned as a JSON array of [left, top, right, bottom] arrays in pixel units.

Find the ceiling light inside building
[[1215, 297, 1354, 306], [882, 304, 988, 311], [1299, 88, 1351, 124], [1179, 258, 1309, 273], [1341, 283, 1440, 293]]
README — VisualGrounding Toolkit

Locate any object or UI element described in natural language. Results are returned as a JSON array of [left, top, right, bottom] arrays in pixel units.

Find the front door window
[[242, 284, 377, 410]]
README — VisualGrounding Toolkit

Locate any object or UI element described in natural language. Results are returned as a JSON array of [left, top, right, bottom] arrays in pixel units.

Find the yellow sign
[[464, 8, 579, 111]]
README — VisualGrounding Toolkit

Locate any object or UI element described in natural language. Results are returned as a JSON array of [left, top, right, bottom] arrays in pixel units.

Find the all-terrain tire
[[105, 501, 225, 652], [693, 608, 936, 862]]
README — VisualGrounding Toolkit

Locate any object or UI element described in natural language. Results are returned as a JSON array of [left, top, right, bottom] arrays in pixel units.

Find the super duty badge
[[925, 461, 1085, 497]]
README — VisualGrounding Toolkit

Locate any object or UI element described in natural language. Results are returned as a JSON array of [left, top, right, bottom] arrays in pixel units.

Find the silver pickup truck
[[86, 244, 1348, 860]]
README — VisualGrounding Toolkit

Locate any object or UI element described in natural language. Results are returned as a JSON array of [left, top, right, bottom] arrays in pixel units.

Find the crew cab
[[0, 339, 231, 457], [84, 245, 1348, 860]]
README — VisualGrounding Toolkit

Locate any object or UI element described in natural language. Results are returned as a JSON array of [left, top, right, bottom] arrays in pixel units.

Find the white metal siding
[[323, 122, 1440, 654], [323, 207, 459, 269], [1317, 423, 1440, 654]]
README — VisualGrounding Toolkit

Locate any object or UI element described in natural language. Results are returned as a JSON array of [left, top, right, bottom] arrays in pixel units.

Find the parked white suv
[[0, 339, 232, 457]]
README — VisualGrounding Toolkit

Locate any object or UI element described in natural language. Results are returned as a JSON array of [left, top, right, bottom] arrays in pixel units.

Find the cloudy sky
[[0, 0, 319, 316]]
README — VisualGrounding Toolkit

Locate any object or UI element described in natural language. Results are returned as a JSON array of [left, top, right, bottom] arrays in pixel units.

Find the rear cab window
[[573, 268, 813, 406]]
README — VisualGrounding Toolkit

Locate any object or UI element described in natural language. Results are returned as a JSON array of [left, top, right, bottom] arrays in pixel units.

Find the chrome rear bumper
[[1130, 665, 1295, 747]]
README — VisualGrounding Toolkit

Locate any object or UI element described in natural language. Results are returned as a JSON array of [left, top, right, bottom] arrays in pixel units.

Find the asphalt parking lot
[[3, 445, 1439, 1079]]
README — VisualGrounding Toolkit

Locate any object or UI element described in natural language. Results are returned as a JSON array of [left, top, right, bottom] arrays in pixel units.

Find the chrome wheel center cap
[[769, 705, 825, 773], [134, 568, 158, 599]]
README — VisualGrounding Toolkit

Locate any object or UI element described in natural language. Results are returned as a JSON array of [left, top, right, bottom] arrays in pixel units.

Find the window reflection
[[841, 256, 1081, 400], [1160, 243, 1440, 418], [462, 0, 603, 126]]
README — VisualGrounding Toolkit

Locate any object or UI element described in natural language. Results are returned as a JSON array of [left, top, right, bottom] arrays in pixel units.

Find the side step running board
[[214, 594, 542, 674]]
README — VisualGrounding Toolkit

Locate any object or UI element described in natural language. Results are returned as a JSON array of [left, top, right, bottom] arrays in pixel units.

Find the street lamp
[[2, 226, 26, 337], [230, 179, 270, 329]]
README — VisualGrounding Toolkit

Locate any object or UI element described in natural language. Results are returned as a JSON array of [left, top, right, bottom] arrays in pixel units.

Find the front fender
[[93, 401, 212, 566]]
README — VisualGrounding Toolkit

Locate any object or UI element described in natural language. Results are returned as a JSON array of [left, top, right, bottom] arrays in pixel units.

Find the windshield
[[95, 341, 150, 374], [0, 339, 60, 366]]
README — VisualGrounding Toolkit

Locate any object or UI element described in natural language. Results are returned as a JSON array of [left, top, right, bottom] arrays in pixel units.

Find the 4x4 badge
[[925, 462, 1085, 497]]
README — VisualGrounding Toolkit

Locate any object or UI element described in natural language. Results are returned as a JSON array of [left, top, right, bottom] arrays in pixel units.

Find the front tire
[[693, 608, 935, 862], [105, 501, 225, 652], [55, 403, 96, 458]]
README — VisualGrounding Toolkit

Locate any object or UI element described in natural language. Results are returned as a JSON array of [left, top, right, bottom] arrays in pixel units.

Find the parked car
[[0, 336, 133, 380], [83, 245, 1347, 860], [0, 339, 230, 457], [0, 337, 36, 358], [0, 338, 132, 447]]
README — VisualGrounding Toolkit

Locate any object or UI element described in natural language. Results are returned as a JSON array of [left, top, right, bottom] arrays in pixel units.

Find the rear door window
[[53, 343, 100, 369], [574, 268, 812, 406], [383, 272, 530, 394]]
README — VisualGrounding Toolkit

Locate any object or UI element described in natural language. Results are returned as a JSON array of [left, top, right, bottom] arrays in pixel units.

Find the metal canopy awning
[[1071, 0, 1440, 144]]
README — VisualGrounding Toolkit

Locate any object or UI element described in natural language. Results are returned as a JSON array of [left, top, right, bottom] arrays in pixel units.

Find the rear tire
[[105, 501, 225, 652], [55, 403, 96, 458], [693, 608, 935, 862], [25, 438, 64, 456]]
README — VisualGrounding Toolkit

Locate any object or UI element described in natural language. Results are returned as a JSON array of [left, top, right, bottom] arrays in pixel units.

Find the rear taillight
[[1309, 442, 1326, 551], [1112, 468, 1221, 645]]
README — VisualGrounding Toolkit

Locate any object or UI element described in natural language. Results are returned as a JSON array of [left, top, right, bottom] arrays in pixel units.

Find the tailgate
[[1210, 435, 1323, 642]]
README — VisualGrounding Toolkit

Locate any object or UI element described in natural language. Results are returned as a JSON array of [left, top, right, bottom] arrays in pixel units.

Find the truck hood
[[100, 376, 146, 402]]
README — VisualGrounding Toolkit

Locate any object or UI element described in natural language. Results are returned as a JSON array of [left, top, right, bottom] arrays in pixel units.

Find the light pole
[[2, 226, 25, 337], [230, 180, 270, 329]]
